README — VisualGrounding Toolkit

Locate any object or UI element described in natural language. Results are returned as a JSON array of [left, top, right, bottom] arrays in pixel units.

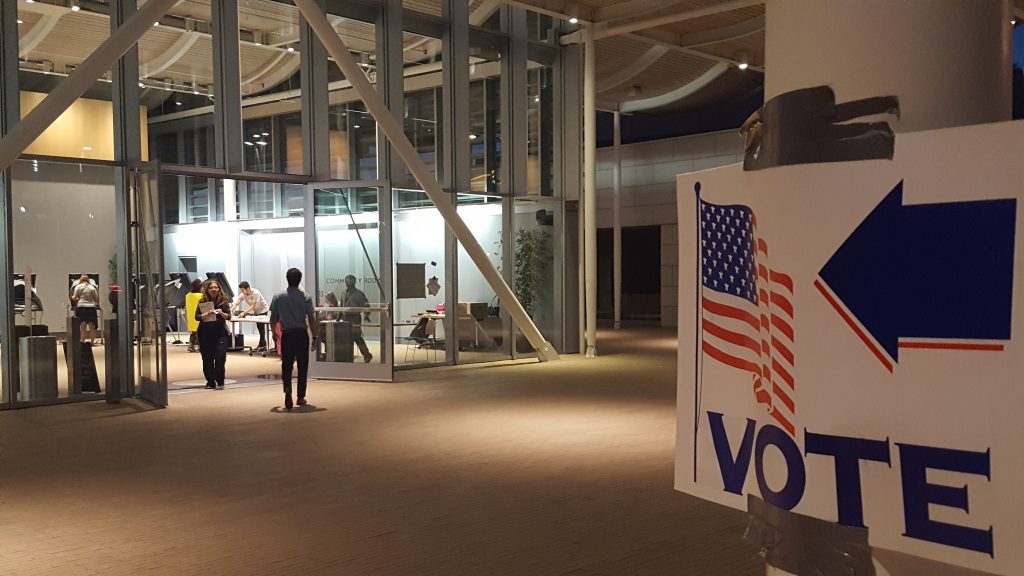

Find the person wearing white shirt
[[230, 281, 270, 350]]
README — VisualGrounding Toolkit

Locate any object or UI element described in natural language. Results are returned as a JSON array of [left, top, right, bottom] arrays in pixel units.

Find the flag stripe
[[702, 341, 762, 375], [702, 297, 759, 332], [770, 314, 794, 340], [770, 292, 794, 317], [772, 358, 795, 390], [771, 336, 794, 365], [772, 382, 795, 412], [898, 341, 1005, 351], [814, 278, 893, 372], [769, 271, 794, 292], [769, 408, 795, 436], [703, 319, 761, 356]]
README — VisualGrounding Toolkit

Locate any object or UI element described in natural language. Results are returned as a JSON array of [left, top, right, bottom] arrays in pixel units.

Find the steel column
[[300, 0, 330, 180], [582, 29, 597, 357], [613, 110, 621, 330], [0, 0, 19, 404], [111, 0, 143, 402], [212, 0, 244, 173], [293, 0, 557, 361]]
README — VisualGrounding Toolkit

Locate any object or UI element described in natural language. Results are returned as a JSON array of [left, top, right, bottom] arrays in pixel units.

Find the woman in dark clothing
[[195, 280, 231, 389]]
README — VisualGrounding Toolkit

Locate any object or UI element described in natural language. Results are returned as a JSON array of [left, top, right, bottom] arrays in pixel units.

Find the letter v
[[707, 412, 756, 495]]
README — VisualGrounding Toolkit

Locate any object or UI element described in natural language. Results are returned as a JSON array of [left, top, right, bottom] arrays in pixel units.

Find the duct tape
[[744, 495, 875, 576], [741, 85, 899, 171]]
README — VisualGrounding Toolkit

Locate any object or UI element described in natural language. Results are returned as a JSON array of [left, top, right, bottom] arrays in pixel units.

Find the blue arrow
[[819, 181, 1016, 363]]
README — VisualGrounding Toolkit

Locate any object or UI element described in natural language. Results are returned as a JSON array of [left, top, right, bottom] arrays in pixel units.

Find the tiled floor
[[0, 327, 763, 575]]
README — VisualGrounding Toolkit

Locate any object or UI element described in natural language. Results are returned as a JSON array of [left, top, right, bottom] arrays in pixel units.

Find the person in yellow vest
[[185, 279, 203, 352]]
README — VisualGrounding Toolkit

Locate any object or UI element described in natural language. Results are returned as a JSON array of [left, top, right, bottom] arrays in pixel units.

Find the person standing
[[71, 274, 100, 344], [269, 268, 317, 410], [342, 274, 373, 363], [185, 279, 203, 353], [195, 280, 231, 389], [230, 280, 271, 350]]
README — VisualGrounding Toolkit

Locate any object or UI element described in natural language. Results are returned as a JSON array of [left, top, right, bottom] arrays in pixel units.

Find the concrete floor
[[0, 326, 764, 575]]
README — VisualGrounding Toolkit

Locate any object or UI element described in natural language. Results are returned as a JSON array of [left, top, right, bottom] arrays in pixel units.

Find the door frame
[[303, 181, 394, 382]]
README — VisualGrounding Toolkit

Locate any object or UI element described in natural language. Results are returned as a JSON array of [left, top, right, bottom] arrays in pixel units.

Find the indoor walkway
[[0, 327, 763, 576]]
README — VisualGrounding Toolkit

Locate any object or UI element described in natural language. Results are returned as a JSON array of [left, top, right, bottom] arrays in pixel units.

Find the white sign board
[[675, 120, 1024, 574]]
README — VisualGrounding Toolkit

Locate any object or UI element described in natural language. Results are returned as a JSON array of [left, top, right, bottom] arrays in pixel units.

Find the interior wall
[[595, 129, 745, 327], [21, 92, 150, 160], [11, 163, 118, 330]]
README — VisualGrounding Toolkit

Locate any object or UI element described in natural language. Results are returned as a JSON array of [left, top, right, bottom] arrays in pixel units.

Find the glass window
[[513, 199, 559, 353], [469, 43, 504, 194], [526, 64, 554, 196], [10, 159, 121, 404], [456, 195, 509, 363], [142, 0, 217, 167], [313, 188, 384, 366], [328, 16, 378, 181], [17, 0, 116, 161], [393, 189, 447, 367], [241, 0, 304, 174]]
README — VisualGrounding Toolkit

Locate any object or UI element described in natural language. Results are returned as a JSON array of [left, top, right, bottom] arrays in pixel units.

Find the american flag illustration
[[699, 199, 796, 436]]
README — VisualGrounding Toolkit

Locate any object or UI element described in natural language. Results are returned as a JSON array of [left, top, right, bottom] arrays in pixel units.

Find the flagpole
[[693, 182, 703, 483]]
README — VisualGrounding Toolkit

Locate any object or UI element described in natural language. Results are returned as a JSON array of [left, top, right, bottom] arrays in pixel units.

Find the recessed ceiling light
[[569, 17, 578, 24], [82, 146, 92, 151], [175, 101, 182, 106], [19, 206, 26, 213], [244, 141, 254, 146], [153, 21, 159, 26], [287, 46, 295, 53], [17, 19, 23, 23], [257, 141, 267, 146], [469, 134, 478, 140], [534, 96, 540, 102], [261, 132, 269, 136], [737, 62, 749, 70], [70, 2, 80, 11], [138, 82, 144, 88]]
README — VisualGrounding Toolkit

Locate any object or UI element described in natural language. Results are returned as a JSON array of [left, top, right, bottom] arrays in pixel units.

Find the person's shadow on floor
[[270, 404, 328, 414]]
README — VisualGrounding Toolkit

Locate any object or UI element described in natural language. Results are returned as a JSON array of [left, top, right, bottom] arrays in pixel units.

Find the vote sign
[[675, 121, 1024, 574]]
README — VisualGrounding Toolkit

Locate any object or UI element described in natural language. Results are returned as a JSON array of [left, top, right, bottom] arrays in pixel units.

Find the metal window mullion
[[212, 0, 243, 173], [0, 0, 19, 405], [505, 7, 528, 357], [443, 0, 468, 364], [557, 31, 582, 354], [111, 0, 142, 402], [300, 1, 329, 180], [378, 0, 404, 184]]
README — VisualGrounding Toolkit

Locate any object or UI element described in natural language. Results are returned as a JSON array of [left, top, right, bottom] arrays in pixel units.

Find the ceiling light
[[153, 21, 159, 26], [82, 146, 92, 151], [17, 19, 23, 24], [469, 134, 478, 140], [175, 101, 182, 106], [25, 0, 33, 3], [287, 46, 295, 53], [138, 82, 144, 88], [568, 17, 578, 24], [244, 141, 254, 146], [737, 62, 749, 70], [257, 141, 267, 146], [261, 132, 269, 136], [88, 213, 95, 219], [70, 1, 80, 11], [19, 206, 26, 213], [534, 96, 540, 103]]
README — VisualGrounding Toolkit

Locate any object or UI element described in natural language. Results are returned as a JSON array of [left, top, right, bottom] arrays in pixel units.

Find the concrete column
[[583, 30, 597, 357], [765, 0, 1012, 133]]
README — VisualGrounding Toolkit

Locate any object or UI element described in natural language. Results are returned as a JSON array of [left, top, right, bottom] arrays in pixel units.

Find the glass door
[[131, 163, 167, 406], [304, 184, 393, 381]]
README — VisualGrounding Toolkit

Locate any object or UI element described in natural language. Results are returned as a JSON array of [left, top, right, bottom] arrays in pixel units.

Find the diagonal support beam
[[0, 0, 180, 174], [596, 45, 667, 93], [141, 30, 199, 78], [292, 0, 559, 361]]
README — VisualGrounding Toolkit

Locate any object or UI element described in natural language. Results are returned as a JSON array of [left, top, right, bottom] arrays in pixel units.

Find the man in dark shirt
[[342, 274, 373, 363], [269, 268, 317, 410]]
